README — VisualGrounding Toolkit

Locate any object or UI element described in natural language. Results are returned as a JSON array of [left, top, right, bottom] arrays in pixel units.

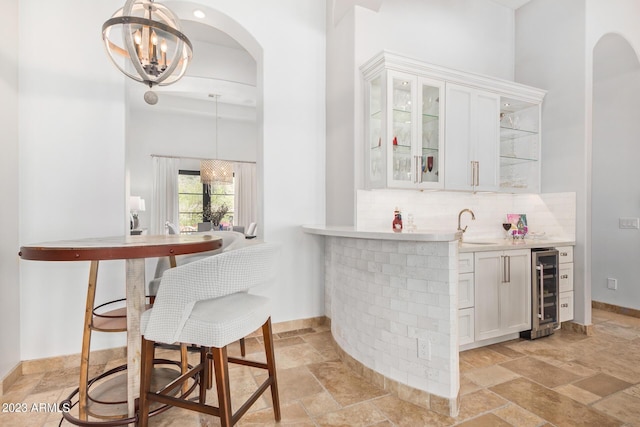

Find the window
[[178, 170, 234, 233]]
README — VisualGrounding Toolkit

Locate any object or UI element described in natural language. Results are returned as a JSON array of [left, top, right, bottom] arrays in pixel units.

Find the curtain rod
[[150, 154, 256, 164]]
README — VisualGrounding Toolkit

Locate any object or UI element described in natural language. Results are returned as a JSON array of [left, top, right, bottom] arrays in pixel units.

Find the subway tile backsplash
[[356, 190, 576, 241]]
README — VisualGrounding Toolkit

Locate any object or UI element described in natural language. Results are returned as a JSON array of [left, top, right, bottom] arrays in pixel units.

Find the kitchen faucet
[[457, 209, 475, 233]]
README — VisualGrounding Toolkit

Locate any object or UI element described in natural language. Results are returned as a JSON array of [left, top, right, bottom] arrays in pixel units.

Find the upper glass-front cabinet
[[499, 97, 541, 193], [365, 68, 444, 190]]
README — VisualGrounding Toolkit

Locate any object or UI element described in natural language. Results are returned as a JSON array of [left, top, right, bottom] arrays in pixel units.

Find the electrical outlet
[[619, 218, 640, 229], [607, 278, 617, 290], [417, 338, 431, 361]]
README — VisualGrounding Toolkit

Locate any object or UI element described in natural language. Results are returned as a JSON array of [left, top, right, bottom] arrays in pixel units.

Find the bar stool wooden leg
[[262, 317, 281, 421], [180, 343, 189, 394], [240, 338, 246, 357], [199, 347, 208, 404], [211, 346, 232, 427], [79, 260, 99, 421], [138, 337, 156, 427]]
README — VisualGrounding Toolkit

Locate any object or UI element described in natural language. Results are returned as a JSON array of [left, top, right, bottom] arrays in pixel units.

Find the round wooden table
[[19, 234, 222, 424]]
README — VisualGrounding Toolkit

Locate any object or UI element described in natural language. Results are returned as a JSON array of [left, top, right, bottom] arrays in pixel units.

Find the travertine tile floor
[[2, 308, 640, 426]]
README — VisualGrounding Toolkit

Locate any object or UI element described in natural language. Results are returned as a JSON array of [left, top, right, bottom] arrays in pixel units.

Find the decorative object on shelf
[[405, 213, 416, 233], [204, 203, 229, 229], [506, 213, 528, 239], [502, 222, 512, 239], [200, 94, 234, 190], [129, 195, 146, 229], [102, 0, 193, 94], [393, 136, 398, 146], [392, 207, 403, 232]]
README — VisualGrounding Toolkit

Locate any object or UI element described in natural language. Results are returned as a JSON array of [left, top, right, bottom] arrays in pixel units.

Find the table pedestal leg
[[126, 258, 146, 423]]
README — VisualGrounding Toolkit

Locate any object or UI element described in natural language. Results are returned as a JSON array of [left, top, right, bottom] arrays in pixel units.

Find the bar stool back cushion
[[141, 242, 279, 345], [148, 230, 248, 296]]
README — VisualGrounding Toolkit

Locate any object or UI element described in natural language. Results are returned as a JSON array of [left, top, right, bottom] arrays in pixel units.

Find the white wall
[[15, 0, 326, 362], [515, 0, 589, 324], [592, 35, 640, 309], [326, 0, 515, 225], [516, 0, 640, 320], [0, 0, 21, 381]]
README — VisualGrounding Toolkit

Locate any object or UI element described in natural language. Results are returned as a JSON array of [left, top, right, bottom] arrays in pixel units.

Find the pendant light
[[201, 95, 234, 189], [102, 0, 193, 89]]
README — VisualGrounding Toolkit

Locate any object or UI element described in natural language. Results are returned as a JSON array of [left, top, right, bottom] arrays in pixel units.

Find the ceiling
[[134, 1, 532, 114]]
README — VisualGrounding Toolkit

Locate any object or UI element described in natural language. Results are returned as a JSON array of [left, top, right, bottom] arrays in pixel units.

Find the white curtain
[[151, 157, 180, 235], [234, 163, 257, 230]]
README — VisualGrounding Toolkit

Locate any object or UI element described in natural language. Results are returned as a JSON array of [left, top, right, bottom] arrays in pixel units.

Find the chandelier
[[201, 95, 234, 187], [102, 0, 193, 88], [200, 159, 234, 187]]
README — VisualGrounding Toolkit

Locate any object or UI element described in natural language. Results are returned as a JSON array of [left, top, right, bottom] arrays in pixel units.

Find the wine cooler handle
[[537, 263, 544, 319], [414, 156, 419, 184], [418, 155, 423, 184]]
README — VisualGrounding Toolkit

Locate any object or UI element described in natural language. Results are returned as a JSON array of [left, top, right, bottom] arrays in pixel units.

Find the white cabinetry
[[445, 84, 500, 192], [361, 52, 546, 194], [458, 253, 475, 346], [557, 246, 574, 322], [363, 64, 444, 190], [474, 249, 531, 341]]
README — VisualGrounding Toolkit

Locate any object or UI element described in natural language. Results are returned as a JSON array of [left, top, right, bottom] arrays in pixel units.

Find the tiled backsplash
[[357, 190, 576, 241]]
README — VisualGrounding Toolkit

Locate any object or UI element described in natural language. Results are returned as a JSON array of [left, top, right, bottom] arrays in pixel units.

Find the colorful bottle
[[392, 207, 403, 232]]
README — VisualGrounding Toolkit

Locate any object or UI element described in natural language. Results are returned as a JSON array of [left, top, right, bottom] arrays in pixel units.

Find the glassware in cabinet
[[362, 62, 444, 190]]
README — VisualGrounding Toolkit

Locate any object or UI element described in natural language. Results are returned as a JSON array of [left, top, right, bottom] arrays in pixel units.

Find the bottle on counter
[[392, 207, 403, 232]]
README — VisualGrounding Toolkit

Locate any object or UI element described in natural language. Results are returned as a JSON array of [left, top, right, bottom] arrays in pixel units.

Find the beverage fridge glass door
[[522, 249, 559, 340]]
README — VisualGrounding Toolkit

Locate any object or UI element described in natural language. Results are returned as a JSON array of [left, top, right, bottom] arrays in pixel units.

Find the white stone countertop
[[458, 237, 576, 252], [302, 225, 462, 242]]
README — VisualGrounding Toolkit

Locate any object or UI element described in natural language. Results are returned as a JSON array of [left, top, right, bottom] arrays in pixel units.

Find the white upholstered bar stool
[[138, 243, 281, 427]]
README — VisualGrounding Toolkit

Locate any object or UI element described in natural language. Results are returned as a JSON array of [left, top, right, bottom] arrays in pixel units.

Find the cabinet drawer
[[559, 291, 574, 322], [557, 246, 573, 264], [458, 307, 475, 346], [459, 272, 474, 309], [459, 253, 474, 273], [559, 263, 573, 293]]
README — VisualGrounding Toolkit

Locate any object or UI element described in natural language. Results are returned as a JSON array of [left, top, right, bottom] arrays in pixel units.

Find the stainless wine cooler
[[521, 248, 559, 340]]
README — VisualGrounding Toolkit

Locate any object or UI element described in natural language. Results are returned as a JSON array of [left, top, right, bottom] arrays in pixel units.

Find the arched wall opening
[[591, 32, 640, 310], [125, 1, 264, 237]]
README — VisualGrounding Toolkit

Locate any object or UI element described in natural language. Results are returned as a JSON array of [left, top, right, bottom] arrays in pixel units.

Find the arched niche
[[125, 2, 264, 235], [591, 33, 640, 309]]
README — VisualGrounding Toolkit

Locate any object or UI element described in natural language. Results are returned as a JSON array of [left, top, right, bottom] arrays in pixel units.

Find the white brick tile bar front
[[325, 235, 460, 401]]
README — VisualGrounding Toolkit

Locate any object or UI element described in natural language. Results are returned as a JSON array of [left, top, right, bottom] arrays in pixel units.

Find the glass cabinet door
[[419, 79, 443, 186], [368, 76, 383, 186], [389, 73, 415, 186], [363, 66, 444, 190]]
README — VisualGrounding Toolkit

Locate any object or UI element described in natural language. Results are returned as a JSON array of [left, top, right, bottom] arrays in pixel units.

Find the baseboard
[[592, 300, 640, 319], [7, 316, 329, 384], [560, 321, 594, 336], [1, 362, 22, 396]]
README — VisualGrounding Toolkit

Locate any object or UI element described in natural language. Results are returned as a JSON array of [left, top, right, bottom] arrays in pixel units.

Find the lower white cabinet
[[557, 246, 574, 322], [474, 249, 531, 342], [458, 253, 475, 345], [458, 307, 475, 346]]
